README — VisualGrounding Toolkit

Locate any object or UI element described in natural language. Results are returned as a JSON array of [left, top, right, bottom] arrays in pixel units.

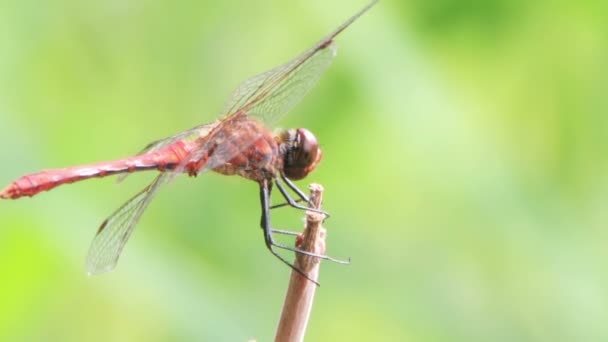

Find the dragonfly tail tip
[[0, 185, 15, 199]]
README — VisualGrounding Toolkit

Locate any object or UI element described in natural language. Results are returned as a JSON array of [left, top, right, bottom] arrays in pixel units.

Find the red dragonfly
[[1, 1, 377, 280]]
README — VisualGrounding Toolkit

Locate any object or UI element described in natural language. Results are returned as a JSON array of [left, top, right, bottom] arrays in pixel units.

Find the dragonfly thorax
[[278, 128, 322, 181]]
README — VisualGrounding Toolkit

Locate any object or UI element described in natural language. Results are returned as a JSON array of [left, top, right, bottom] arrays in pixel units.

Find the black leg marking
[[281, 173, 311, 204], [259, 179, 320, 285], [270, 198, 304, 210], [271, 228, 300, 236], [260, 181, 350, 262], [275, 178, 330, 218], [259, 179, 350, 277]]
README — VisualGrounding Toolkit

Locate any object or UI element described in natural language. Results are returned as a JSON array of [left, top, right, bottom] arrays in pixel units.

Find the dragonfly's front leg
[[281, 173, 312, 205], [273, 177, 330, 218]]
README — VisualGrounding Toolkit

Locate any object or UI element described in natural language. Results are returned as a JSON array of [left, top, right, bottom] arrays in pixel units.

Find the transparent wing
[[235, 44, 336, 125], [116, 123, 216, 183], [136, 123, 216, 155], [86, 173, 171, 275], [220, 0, 377, 125], [219, 44, 335, 126]]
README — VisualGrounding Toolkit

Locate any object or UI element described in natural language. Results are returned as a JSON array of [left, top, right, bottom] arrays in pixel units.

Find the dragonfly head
[[280, 128, 323, 180]]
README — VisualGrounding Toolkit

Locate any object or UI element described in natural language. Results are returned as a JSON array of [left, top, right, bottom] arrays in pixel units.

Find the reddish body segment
[[1, 140, 195, 199]]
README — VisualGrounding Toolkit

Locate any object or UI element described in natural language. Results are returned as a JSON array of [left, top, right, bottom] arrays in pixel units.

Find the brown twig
[[275, 183, 327, 342]]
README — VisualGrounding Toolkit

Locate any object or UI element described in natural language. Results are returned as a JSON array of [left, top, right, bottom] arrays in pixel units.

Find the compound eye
[[296, 128, 319, 166], [283, 128, 322, 180]]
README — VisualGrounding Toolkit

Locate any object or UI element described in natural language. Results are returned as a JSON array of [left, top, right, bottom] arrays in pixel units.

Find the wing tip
[[86, 257, 118, 276], [329, 0, 379, 39], [86, 263, 116, 276]]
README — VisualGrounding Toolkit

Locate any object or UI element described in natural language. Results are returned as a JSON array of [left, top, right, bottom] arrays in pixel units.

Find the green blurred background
[[1, 0, 607, 341]]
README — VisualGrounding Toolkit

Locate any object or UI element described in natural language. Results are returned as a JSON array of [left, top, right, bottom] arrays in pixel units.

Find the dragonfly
[[0, 1, 377, 281]]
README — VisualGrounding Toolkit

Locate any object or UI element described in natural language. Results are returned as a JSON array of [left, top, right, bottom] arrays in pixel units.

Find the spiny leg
[[259, 180, 319, 285], [271, 228, 300, 236], [281, 173, 312, 204], [275, 177, 330, 218], [271, 179, 345, 263], [260, 180, 350, 274], [270, 198, 304, 210], [269, 179, 325, 235], [267, 183, 301, 235]]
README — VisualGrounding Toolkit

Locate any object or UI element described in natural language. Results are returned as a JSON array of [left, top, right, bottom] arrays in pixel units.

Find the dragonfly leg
[[281, 173, 312, 204], [275, 177, 330, 218], [260, 180, 320, 285], [269, 198, 304, 210], [270, 228, 300, 236], [260, 180, 350, 276], [268, 239, 350, 265]]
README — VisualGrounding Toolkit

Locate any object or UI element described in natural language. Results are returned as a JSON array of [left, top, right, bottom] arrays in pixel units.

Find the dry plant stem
[[275, 183, 327, 342]]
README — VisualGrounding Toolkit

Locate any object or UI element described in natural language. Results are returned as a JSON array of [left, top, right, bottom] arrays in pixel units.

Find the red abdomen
[[0, 140, 195, 199]]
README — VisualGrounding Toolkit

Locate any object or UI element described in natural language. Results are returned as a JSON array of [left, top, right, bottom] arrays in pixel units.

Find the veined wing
[[221, 0, 378, 125], [87, 173, 170, 275], [169, 1, 377, 177], [116, 122, 217, 183], [134, 123, 216, 155]]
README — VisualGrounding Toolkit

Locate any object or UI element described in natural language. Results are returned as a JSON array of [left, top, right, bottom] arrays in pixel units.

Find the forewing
[[220, 40, 336, 126], [87, 173, 170, 275], [236, 44, 336, 125], [220, 0, 377, 125]]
